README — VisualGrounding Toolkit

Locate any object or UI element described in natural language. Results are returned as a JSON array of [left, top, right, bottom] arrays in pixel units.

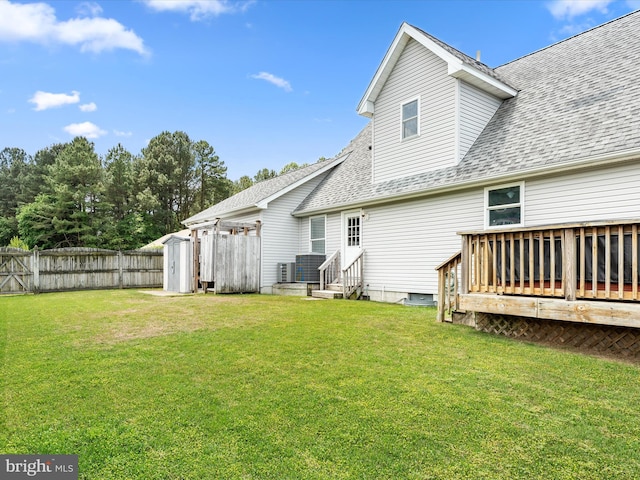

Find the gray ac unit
[[295, 254, 326, 282], [277, 262, 296, 283]]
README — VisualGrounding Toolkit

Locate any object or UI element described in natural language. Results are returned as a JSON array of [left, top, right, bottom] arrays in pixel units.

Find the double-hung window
[[486, 183, 523, 227], [401, 98, 419, 139], [310, 216, 326, 254]]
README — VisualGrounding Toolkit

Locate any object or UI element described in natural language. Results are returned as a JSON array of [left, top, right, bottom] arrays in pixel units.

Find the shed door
[[167, 241, 181, 292], [342, 210, 362, 268]]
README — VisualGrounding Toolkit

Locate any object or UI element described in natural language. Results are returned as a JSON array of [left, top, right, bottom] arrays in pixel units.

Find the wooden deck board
[[459, 293, 640, 330]]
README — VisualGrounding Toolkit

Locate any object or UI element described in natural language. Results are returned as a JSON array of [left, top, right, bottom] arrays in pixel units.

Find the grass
[[1, 290, 640, 479]]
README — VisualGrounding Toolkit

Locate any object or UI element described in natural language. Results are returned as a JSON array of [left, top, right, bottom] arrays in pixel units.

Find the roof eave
[[183, 205, 262, 227], [255, 153, 350, 209], [294, 148, 640, 217]]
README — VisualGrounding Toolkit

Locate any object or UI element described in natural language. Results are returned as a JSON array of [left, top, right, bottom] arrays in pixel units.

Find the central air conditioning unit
[[295, 254, 326, 283], [277, 262, 296, 283]]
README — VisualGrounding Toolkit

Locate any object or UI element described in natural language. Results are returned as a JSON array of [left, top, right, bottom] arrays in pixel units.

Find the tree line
[[0, 131, 308, 250]]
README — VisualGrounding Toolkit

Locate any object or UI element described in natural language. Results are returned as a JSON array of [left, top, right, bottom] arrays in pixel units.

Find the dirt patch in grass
[[73, 294, 261, 346]]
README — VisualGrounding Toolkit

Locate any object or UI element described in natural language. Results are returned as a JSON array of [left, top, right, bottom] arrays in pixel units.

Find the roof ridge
[[496, 9, 640, 70]]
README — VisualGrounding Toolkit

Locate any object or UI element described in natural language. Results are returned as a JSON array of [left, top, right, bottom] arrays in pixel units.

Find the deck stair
[[311, 283, 344, 299]]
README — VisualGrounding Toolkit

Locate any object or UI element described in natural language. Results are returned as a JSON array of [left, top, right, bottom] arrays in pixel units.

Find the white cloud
[[29, 90, 80, 111], [79, 102, 97, 112], [63, 121, 107, 138], [0, 1, 148, 55], [546, 0, 613, 19], [113, 129, 133, 137], [143, 0, 254, 21], [76, 2, 103, 17], [250, 72, 292, 92]]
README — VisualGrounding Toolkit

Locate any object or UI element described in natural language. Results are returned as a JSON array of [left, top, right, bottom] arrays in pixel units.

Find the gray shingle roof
[[294, 11, 640, 216], [184, 155, 345, 225], [410, 24, 513, 87]]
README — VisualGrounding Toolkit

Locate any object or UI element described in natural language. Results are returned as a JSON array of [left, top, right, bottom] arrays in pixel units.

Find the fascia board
[[448, 63, 518, 99], [357, 23, 411, 115], [183, 206, 261, 226]]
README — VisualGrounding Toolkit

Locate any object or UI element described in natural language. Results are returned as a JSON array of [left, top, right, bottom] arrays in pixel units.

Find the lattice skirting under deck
[[475, 313, 640, 359]]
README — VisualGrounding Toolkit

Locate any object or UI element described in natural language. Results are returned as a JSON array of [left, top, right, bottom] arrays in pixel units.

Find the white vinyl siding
[[525, 162, 640, 226], [458, 81, 502, 161], [373, 38, 457, 183], [259, 174, 328, 292], [362, 190, 483, 294]]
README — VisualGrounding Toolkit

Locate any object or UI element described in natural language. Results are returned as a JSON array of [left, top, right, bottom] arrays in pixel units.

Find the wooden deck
[[437, 220, 640, 328]]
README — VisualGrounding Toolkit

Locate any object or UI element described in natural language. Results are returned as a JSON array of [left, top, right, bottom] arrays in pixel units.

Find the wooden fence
[[0, 247, 163, 294]]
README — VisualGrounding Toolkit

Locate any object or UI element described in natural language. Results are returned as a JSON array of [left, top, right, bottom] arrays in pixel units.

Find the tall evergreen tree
[[138, 131, 192, 235], [193, 140, 228, 213], [45, 137, 104, 247], [0, 148, 32, 245]]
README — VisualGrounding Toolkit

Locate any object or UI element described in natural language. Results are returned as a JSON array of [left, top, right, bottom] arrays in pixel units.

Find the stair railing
[[318, 249, 340, 290], [435, 251, 462, 322], [343, 249, 365, 299]]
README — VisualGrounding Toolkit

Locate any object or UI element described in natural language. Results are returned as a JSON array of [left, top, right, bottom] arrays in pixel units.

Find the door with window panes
[[342, 210, 362, 268]]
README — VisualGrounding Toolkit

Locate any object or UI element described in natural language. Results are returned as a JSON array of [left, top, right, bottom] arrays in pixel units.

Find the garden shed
[[163, 233, 192, 293]]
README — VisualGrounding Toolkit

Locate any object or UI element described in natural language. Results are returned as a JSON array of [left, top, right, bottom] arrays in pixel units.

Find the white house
[[182, 154, 348, 293], [187, 11, 640, 306]]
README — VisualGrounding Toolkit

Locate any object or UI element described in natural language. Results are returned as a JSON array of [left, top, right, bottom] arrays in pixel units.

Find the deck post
[[437, 267, 445, 322], [461, 235, 470, 295], [564, 228, 576, 301]]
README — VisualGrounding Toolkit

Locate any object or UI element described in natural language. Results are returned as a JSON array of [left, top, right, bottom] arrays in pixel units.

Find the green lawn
[[1, 290, 640, 479]]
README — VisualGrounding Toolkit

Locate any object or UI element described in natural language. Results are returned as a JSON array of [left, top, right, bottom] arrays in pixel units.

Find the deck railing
[[343, 249, 365, 299], [318, 249, 341, 290], [460, 220, 640, 302]]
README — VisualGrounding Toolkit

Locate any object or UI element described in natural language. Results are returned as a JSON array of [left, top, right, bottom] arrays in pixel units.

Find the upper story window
[[485, 183, 523, 228], [401, 98, 419, 139], [310, 216, 326, 254]]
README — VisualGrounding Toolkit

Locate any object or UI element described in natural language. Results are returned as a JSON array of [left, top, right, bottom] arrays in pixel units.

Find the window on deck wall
[[401, 98, 419, 139], [485, 183, 523, 228], [310, 216, 326, 254]]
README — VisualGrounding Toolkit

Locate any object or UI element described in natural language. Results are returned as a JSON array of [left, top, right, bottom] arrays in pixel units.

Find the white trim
[[400, 96, 420, 141], [454, 79, 460, 163], [341, 209, 363, 268], [309, 214, 327, 254], [484, 181, 525, 229], [448, 63, 518, 99]]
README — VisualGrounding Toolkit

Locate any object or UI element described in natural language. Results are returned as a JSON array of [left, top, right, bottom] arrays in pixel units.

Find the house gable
[[372, 38, 457, 183], [362, 23, 514, 184]]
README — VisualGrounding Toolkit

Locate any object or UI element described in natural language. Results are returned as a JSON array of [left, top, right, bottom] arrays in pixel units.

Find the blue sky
[[1, 0, 638, 180]]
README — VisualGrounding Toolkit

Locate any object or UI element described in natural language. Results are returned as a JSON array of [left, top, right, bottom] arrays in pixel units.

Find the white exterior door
[[342, 210, 362, 268]]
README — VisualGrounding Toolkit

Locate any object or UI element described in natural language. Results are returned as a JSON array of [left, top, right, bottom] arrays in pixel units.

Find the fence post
[[118, 251, 124, 289], [32, 246, 40, 294]]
